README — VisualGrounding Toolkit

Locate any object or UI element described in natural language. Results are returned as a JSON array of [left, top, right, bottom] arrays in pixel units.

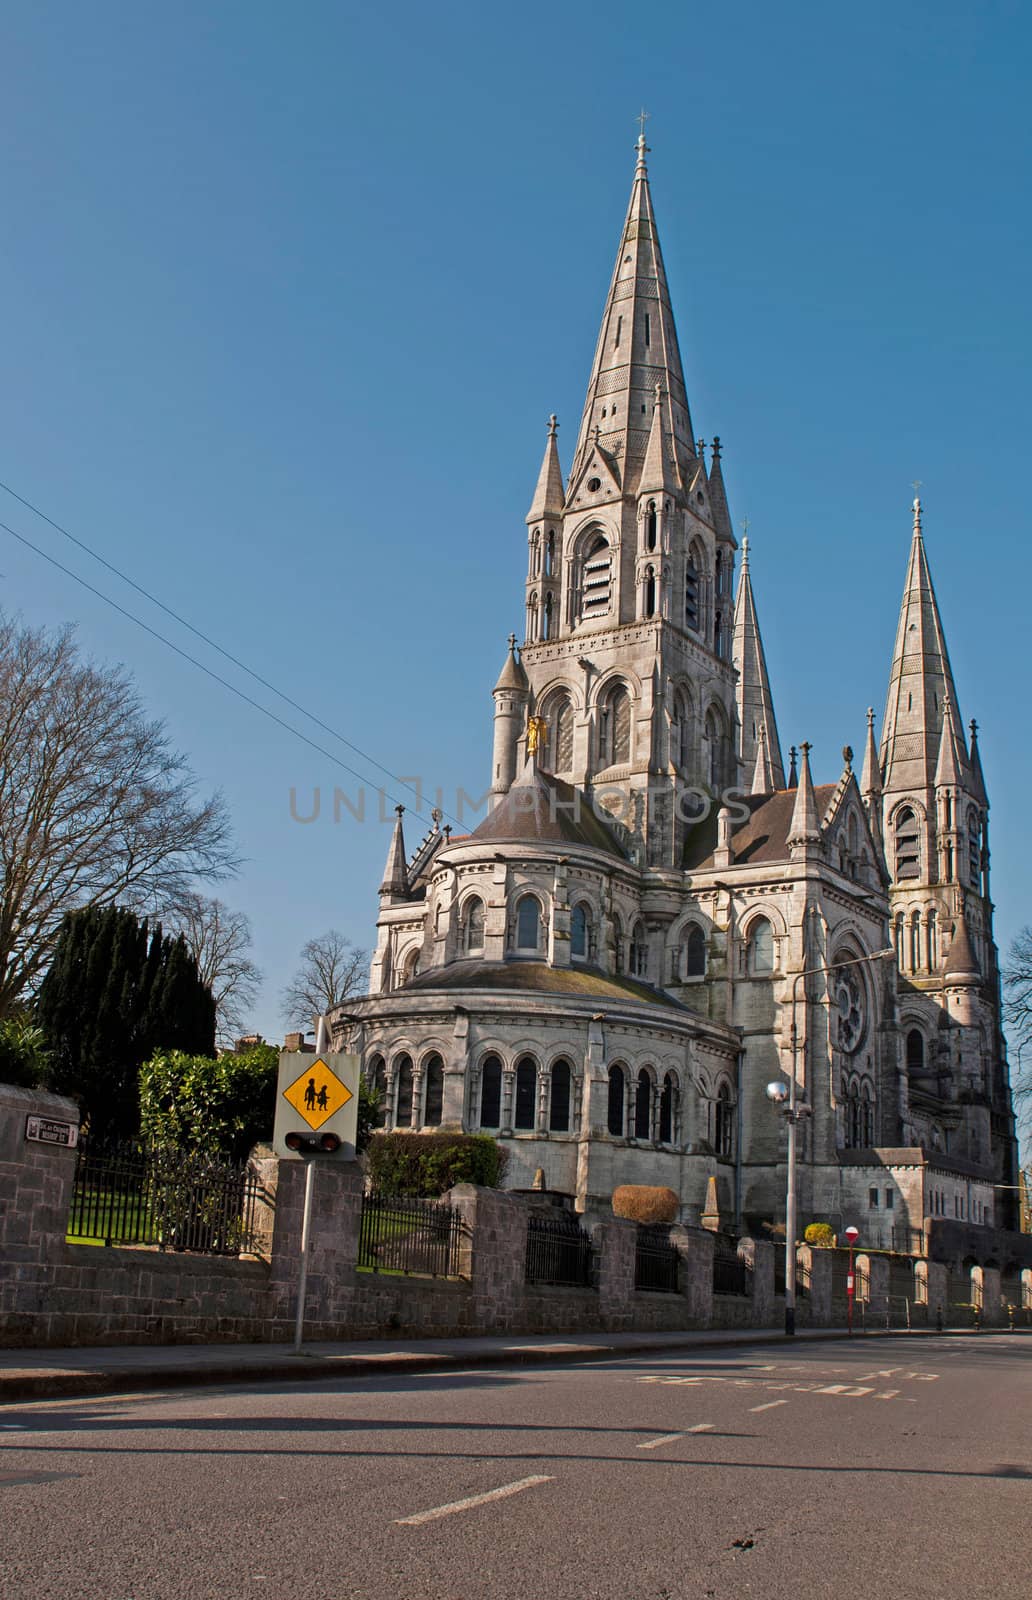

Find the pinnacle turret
[[860, 707, 883, 800], [526, 415, 565, 523], [968, 719, 989, 807], [638, 383, 680, 495], [380, 805, 409, 898], [707, 436, 735, 544], [733, 536, 786, 790], [788, 741, 820, 848], [934, 692, 966, 789]]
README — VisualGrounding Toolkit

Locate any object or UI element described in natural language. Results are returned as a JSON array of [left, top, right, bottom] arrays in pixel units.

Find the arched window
[[893, 912, 905, 971], [395, 1054, 414, 1128], [598, 682, 631, 767], [714, 610, 723, 659], [906, 1030, 925, 1075], [926, 908, 938, 970], [748, 918, 774, 975], [659, 1073, 676, 1143], [644, 566, 656, 618], [423, 1053, 444, 1127], [514, 1056, 537, 1131], [542, 693, 574, 774], [461, 896, 485, 954], [634, 1070, 653, 1140], [402, 947, 420, 984], [549, 1059, 572, 1133], [526, 591, 539, 643], [714, 1082, 733, 1158], [630, 921, 648, 979], [367, 1054, 387, 1128], [646, 501, 657, 551], [570, 902, 592, 962], [607, 1064, 626, 1137], [674, 687, 692, 772], [860, 1081, 875, 1146], [543, 592, 555, 641], [544, 530, 556, 577], [685, 542, 703, 632], [910, 910, 921, 973], [479, 1055, 502, 1128], [581, 533, 612, 620], [515, 894, 542, 952], [968, 811, 981, 889], [894, 807, 920, 881], [682, 923, 706, 979], [531, 532, 541, 577], [715, 550, 724, 596], [705, 706, 727, 789]]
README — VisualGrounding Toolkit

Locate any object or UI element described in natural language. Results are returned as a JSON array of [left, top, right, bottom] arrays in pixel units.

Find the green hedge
[[366, 1131, 508, 1196]]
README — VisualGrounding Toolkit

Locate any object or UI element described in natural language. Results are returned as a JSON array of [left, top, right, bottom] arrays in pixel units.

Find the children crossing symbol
[[282, 1058, 353, 1131]]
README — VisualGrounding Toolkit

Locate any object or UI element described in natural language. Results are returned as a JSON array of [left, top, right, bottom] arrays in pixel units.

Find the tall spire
[[788, 741, 820, 849], [526, 414, 565, 523], [571, 133, 695, 491], [880, 498, 964, 795], [379, 805, 408, 898], [860, 707, 882, 800], [732, 536, 786, 789]]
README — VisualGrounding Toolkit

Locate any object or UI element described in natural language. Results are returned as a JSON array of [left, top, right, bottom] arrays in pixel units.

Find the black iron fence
[[712, 1245, 748, 1297], [634, 1225, 680, 1293], [67, 1139, 261, 1256], [358, 1193, 467, 1278], [525, 1213, 595, 1288]]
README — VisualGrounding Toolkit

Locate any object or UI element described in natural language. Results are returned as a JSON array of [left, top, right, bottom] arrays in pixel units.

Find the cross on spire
[[635, 108, 651, 168]]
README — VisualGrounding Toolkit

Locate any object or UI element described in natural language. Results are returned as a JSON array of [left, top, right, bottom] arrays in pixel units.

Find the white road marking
[[749, 1400, 788, 1413], [814, 1384, 849, 1394], [394, 1475, 554, 1526], [875, 1390, 900, 1400], [0, 1424, 27, 1430], [687, 1422, 715, 1433], [637, 1432, 684, 1450]]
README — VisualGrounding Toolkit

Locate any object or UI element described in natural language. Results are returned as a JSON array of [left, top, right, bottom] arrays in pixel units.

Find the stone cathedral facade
[[331, 138, 1022, 1258]]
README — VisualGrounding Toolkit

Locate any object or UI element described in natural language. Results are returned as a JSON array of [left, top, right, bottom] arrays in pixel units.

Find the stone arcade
[[330, 136, 1021, 1264]]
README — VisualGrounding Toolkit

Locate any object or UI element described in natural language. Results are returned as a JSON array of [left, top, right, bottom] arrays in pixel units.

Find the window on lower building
[[607, 1064, 626, 1137], [423, 1054, 444, 1127], [395, 1055, 414, 1128], [869, 1187, 879, 1208], [634, 1070, 652, 1140], [549, 1059, 572, 1133], [480, 1055, 502, 1129], [715, 1083, 733, 1159], [515, 894, 542, 952], [514, 1056, 537, 1131]]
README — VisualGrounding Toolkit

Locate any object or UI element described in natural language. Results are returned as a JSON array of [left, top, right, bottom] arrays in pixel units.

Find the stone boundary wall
[[4, 1084, 994, 1348]]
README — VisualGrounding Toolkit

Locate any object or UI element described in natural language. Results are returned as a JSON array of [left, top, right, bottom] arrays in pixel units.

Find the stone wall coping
[[0, 1083, 80, 1119], [62, 1244, 270, 1281]]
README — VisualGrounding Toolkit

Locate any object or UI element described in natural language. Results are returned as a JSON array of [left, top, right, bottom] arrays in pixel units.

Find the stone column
[[798, 1244, 832, 1326], [447, 1184, 527, 1333], [925, 1261, 948, 1327], [860, 1253, 889, 1322], [0, 1086, 81, 1341], [981, 1265, 1003, 1326], [669, 1224, 714, 1326], [267, 1158, 364, 1337], [594, 1217, 635, 1330], [501, 1068, 515, 1136], [738, 1237, 774, 1326]]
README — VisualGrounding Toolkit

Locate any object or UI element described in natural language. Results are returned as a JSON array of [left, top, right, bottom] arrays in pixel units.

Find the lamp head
[[766, 1081, 789, 1104]]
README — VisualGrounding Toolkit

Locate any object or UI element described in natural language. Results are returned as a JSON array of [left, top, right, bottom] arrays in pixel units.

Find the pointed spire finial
[[788, 745, 798, 787], [788, 740, 821, 847], [548, 413, 558, 437], [861, 707, 883, 802], [696, 438, 706, 460], [970, 717, 979, 744], [842, 745, 853, 773], [866, 706, 875, 730], [507, 631, 517, 653], [635, 108, 650, 171], [654, 380, 662, 405], [711, 435, 722, 459], [912, 495, 923, 535]]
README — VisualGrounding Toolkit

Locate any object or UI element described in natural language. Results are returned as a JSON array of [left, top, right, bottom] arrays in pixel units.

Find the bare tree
[[282, 930, 369, 1028], [0, 614, 238, 1016], [166, 894, 262, 1045], [1003, 927, 1032, 1100]]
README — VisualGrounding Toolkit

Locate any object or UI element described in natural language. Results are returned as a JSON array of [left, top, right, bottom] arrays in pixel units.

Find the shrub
[[0, 1017, 51, 1090], [804, 1222, 836, 1248], [138, 1044, 279, 1162], [612, 1184, 680, 1225], [365, 1131, 508, 1196]]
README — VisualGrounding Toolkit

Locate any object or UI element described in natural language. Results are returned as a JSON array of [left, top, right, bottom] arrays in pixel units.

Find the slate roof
[[399, 959, 687, 1011], [684, 784, 839, 870], [469, 768, 627, 858]]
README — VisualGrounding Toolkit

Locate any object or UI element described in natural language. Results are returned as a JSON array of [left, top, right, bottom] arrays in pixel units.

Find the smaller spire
[[968, 718, 989, 806], [751, 724, 775, 795], [379, 805, 408, 898], [934, 691, 964, 788], [788, 741, 820, 846], [860, 708, 883, 798], [639, 382, 679, 494], [707, 435, 734, 541], [493, 635, 529, 695], [526, 415, 565, 524], [944, 910, 980, 985]]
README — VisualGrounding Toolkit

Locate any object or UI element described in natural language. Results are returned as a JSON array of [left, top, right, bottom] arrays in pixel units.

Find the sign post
[[844, 1225, 860, 1336], [272, 1049, 360, 1356]]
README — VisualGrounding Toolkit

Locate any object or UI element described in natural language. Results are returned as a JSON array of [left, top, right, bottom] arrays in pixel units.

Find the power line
[[0, 514, 458, 826], [0, 476, 457, 824]]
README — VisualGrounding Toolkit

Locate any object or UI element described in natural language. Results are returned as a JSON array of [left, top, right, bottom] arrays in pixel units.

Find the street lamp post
[[767, 945, 896, 1337]]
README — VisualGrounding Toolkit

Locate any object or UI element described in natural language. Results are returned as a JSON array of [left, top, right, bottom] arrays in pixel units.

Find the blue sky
[[1, 1, 1029, 1052]]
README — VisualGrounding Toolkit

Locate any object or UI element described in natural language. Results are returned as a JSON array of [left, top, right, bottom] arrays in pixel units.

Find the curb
[[2, 1323, 1019, 1406]]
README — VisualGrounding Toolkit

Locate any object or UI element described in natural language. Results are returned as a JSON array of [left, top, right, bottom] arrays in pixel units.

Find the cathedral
[[331, 136, 1021, 1257]]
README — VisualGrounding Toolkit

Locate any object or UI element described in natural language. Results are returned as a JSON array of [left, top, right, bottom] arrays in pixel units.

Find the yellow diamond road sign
[[282, 1058, 354, 1131]]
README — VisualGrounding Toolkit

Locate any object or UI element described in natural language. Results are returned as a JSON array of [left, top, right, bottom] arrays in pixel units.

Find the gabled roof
[[684, 785, 840, 870]]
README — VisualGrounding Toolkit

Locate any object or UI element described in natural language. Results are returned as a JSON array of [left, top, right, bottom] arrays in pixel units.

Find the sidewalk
[[1, 1322, 1008, 1405]]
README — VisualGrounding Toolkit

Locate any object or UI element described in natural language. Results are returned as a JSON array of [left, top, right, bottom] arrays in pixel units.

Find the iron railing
[[358, 1192, 467, 1278], [712, 1246, 748, 1297], [525, 1213, 595, 1288], [67, 1140, 261, 1255], [634, 1225, 680, 1293]]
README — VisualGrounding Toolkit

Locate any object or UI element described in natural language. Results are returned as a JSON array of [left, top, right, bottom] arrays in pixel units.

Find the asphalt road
[[1, 1334, 1029, 1600]]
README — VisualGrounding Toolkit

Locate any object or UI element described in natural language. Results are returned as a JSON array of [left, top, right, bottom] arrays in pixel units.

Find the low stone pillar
[[739, 1238, 774, 1326], [981, 1265, 1003, 1326], [447, 1184, 527, 1333], [0, 1086, 81, 1343], [865, 1254, 890, 1322], [925, 1261, 948, 1326], [267, 1158, 364, 1334], [669, 1224, 714, 1326], [594, 1217, 636, 1330], [798, 1244, 832, 1326]]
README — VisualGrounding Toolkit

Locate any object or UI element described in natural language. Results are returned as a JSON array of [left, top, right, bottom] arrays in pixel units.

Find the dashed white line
[[637, 1432, 683, 1450], [394, 1475, 554, 1526], [687, 1422, 715, 1433], [749, 1400, 788, 1413]]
